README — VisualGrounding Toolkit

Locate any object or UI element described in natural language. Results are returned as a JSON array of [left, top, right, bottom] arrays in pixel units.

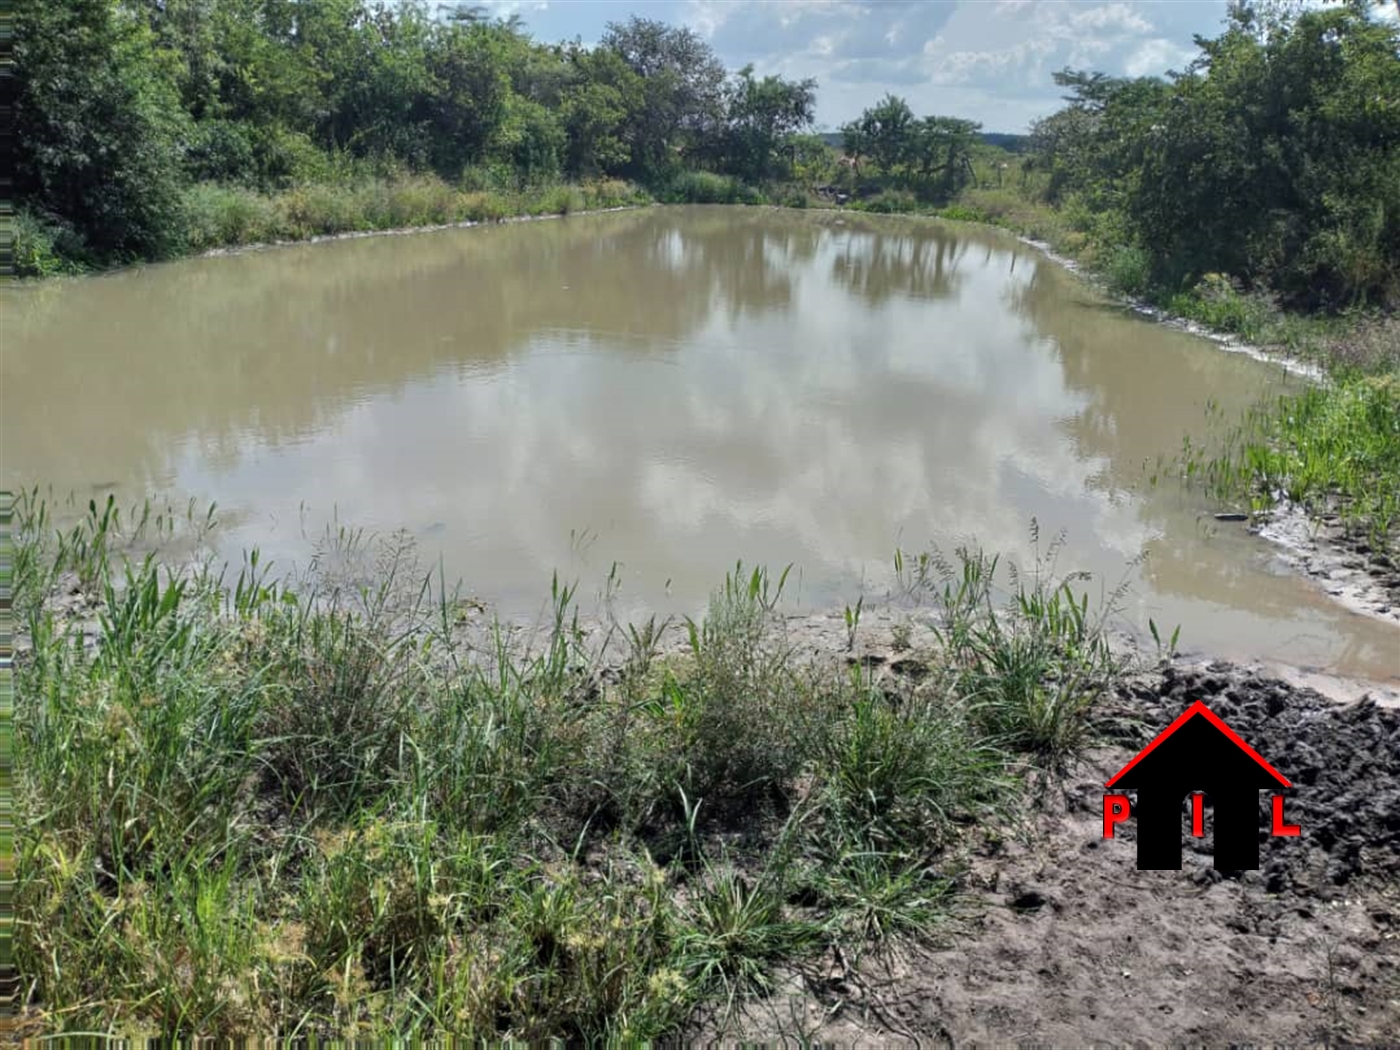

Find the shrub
[[1167, 273, 1273, 340], [861, 189, 918, 214], [461, 191, 513, 222], [12, 209, 87, 276], [661, 170, 746, 205], [582, 178, 649, 210], [937, 203, 990, 223], [1103, 244, 1152, 298], [181, 183, 278, 250], [383, 176, 458, 227]]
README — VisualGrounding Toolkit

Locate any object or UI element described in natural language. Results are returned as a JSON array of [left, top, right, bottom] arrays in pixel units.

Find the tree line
[[14, 0, 820, 260], [12, 0, 1399, 310], [1026, 2, 1399, 310]]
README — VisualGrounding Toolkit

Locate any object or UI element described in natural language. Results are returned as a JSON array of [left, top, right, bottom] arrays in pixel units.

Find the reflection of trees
[[1004, 258, 1297, 470], [828, 217, 968, 306], [1001, 250, 1334, 617], [1, 208, 808, 490]]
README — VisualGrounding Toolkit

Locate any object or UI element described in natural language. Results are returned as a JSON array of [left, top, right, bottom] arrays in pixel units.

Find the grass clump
[[1178, 375, 1400, 555], [11, 496, 1127, 1041], [896, 525, 1129, 762], [660, 171, 766, 206], [1103, 244, 1153, 298]]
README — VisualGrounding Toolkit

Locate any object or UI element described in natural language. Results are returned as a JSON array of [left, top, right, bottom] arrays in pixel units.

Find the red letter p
[[1103, 794, 1131, 838]]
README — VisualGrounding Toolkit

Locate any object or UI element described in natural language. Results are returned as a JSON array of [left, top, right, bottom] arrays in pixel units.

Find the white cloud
[[1067, 3, 1154, 35], [1123, 36, 1196, 77], [931, 39, 1058, 86]]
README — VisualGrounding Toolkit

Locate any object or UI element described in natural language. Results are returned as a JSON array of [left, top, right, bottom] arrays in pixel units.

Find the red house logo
[[1103, 701, 1301, 870]]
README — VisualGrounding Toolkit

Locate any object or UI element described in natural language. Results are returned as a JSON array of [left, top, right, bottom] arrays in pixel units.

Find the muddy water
[[3, 207, 1396, 681]]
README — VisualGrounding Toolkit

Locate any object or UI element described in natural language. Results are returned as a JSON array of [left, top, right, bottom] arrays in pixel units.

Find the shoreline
[[191, 202, 654, 261], [1013, 234, 1327, 381]]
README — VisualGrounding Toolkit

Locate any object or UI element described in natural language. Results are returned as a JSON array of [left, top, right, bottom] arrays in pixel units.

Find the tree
[[789, 133, 837, 190], [599, 16, 727, 177], [1030, 5, 1400, 308], [842, 94, 915, 177], [907, 116, 981, 200], [560, 46, 642, 176], [425, 19, 517, 174], [15, 0, 190, 259], [721, 66, 817, 181]]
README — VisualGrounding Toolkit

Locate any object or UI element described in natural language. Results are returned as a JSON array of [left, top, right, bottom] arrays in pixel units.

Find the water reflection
[[3, 207, 1395, 681]]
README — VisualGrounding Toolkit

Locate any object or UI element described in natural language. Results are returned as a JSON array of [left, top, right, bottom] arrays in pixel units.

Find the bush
[[1166, 274, 1273, 340], [860, 189, 919, 214], [383, 177, 459, 227], [181, 184, 279, 250], [461, 190, 513, 223], [528, 185, 587, 216], [1103, 244, 1152, 298], [16, 0, 190, 261], [936, 203, 990, 223], [12, 209, 87, 277], [661, 170, 747, 205], [581, 178, 650, 210], [186, 120, 261, 185]]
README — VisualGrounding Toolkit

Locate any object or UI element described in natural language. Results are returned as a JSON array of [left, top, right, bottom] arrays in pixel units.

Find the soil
[[1253, 505, 1400, 628], [695, 659, 1400, 1048]]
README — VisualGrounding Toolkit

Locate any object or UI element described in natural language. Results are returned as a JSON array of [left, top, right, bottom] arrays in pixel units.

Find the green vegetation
[[838, 95, 983, 204], [1177, 364, 1400, 551], [179, 175, 646, 251], [12, 2, 1400, 1035], [13, 496, 1127, 1039], [13, 1, 820, 274]]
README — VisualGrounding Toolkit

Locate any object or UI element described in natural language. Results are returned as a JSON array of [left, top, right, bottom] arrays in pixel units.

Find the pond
[[3, 206, 1396, 682]]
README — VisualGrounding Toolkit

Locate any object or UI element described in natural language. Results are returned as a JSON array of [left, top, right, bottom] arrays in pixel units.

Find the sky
[[463, 0, 1245, 133]]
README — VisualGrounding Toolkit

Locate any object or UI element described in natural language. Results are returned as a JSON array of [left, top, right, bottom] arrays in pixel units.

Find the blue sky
[[463, 0, 1242, 132]]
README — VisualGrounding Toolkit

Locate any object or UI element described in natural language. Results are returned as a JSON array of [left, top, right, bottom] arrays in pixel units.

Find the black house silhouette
[[1106, 700, 1291, 870]]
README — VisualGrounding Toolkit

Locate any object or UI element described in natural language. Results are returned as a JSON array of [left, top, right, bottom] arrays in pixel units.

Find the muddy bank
[[1015, 234, 1322, 380], [1252, 504, 1400, 628], [700, 660, 1400, 1048], [193, 203, 650, 260]]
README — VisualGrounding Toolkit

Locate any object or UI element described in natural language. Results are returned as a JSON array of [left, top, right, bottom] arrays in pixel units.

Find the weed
[[843, 596, 863, 651], [12, 499, 1115, 1041], [891, 622, 912, 652], [1178, 378, 1400, 555], [1104, 244, 1152, 298], [896, 522, 1129, 762]]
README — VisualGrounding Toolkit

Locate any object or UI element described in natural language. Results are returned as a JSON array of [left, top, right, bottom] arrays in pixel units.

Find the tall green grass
[[16, 176, 652, 274], [12, 496, 1126, 1040], [1174, 375, 1400, 553], [657, 171, 767, 206], [178, 175, 650, 255]]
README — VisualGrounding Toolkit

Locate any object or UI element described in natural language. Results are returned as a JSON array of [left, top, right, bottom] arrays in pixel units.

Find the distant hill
[[818, 131, 1028, 152]]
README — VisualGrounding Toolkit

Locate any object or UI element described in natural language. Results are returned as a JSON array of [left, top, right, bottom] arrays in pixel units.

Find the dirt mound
[[1132, 662, 1400, 893], [703, 661, 1400, 1048]]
